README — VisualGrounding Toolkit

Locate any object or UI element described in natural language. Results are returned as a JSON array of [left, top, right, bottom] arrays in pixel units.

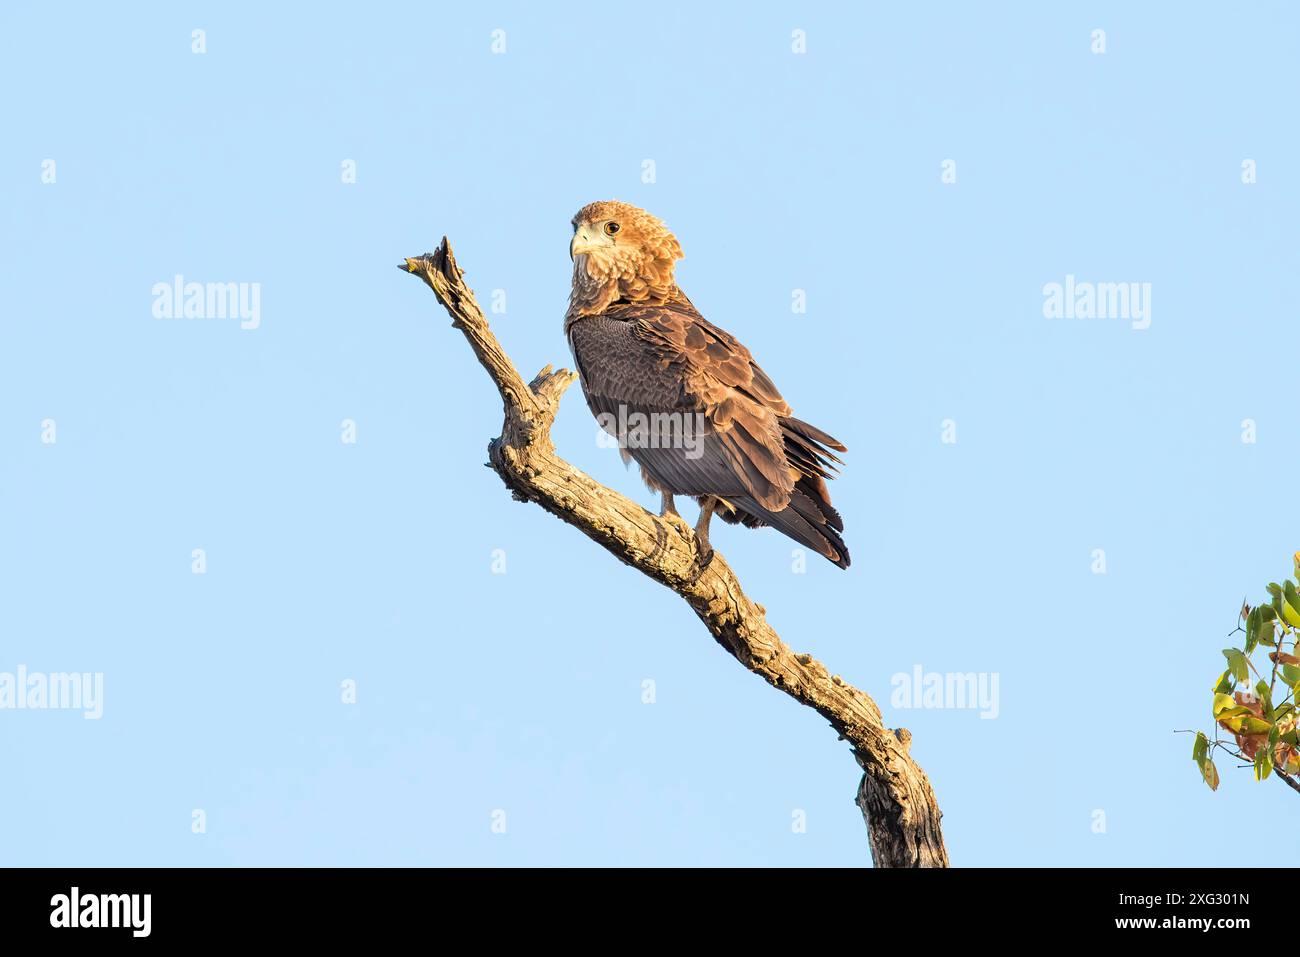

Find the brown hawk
[[565, 200, 849, 569]]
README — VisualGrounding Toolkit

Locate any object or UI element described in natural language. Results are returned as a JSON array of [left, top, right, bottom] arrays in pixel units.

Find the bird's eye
[[604, 222, 620, 236]]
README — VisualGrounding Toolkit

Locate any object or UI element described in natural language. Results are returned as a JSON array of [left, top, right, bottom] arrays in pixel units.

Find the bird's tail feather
[[712, 415, 850, 567], [717, 476, 851, 569]]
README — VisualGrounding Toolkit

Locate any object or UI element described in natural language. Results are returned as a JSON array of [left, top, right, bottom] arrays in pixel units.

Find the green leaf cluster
[[1195, 554, 1300, 790]]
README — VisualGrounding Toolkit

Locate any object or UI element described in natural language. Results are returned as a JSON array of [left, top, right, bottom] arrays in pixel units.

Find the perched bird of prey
[[565, 201, 850, 569]]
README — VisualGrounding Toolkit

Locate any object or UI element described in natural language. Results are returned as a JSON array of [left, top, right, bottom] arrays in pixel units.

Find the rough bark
[[400, 239, 950, 867]]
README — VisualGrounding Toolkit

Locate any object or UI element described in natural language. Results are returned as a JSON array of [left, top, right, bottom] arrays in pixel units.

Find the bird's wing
[[632, 296, 793, 415], [575, 297, 797, 511]]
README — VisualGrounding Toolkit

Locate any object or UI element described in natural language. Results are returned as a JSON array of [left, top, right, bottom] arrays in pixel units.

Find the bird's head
[[568, 201, 683, 317]]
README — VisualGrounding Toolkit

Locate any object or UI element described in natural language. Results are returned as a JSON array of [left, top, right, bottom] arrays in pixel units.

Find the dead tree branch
[[400, 238, 949, 867]]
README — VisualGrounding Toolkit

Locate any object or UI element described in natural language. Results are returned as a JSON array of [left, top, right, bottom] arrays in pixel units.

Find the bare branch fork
[[401, 239, 949, 867]]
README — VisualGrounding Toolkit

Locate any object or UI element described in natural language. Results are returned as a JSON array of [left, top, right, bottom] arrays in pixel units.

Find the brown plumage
[[565, 200, 849, 569]]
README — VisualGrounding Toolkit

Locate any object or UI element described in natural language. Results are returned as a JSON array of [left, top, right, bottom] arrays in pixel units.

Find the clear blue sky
[[2, 2, 1297, 866]]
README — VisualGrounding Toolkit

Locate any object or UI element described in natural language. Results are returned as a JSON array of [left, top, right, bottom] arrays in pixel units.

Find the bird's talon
[[686, 548, 714, 585], [691, 530, 715, 574]]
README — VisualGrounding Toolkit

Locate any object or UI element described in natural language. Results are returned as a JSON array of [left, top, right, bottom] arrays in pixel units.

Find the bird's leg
[[659, 490, 679, 518], [693, 497, 716, 570], [645, 490, 679, 564]]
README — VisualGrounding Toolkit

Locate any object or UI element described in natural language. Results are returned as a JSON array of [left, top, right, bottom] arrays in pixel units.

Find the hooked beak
[[570, 223, 602, 261]]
